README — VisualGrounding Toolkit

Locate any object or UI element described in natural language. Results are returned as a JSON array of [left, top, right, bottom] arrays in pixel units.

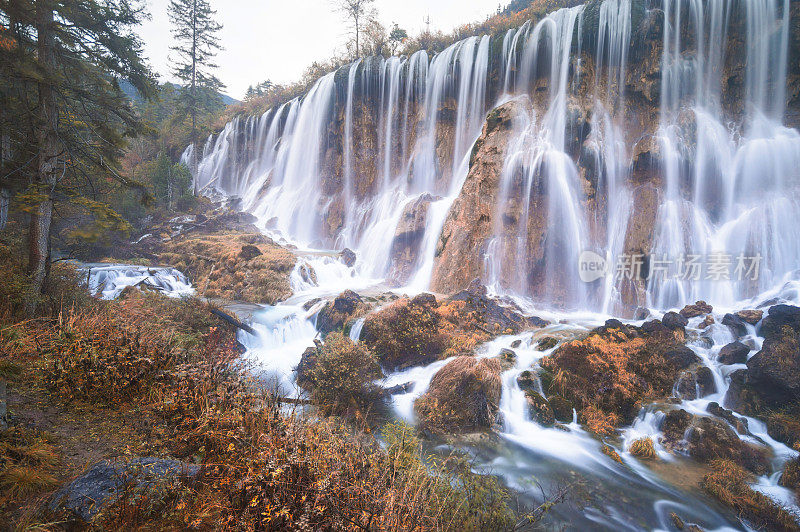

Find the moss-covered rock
[[539, 323, 696, 428], [415, 357, 502, 434], [315, 290, 367, 335], [702, 460, 800, 532], [524, 390, 554, 426]]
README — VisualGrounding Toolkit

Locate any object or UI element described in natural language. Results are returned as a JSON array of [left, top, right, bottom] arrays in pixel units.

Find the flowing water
[[82, 263, 194, 300], [182, 0, 800, 528]]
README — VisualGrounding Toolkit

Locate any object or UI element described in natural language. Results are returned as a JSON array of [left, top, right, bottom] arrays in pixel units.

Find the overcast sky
[[137, 0, 500, 100]]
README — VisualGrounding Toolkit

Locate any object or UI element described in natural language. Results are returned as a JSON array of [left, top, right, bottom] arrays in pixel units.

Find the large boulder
[[685, 417, 769, 474], [448, 279, 548, 334], [415, 356, 503, 433], [361, 296, 450, 370], [675, 365, 716, 400], [679, 301, 713, 318], [717, 341, 750, 365], [747, 306, 800, 405], [539, 322, 696, 427], [315, 290, 366, 335], [50, 458, 199, 523], [430, 101, 520, 294]]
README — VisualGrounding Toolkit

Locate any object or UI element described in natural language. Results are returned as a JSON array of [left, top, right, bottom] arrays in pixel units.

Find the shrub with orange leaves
[[541, 323, 687, 429]]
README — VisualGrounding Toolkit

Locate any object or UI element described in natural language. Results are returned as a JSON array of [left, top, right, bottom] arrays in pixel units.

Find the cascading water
[[181, 0, 800, 527], [83, 263, 194, 300], [648, 0, 800, 309]]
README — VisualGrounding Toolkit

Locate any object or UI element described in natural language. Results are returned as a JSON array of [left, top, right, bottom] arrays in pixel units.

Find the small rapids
[[82, 263, 194, 300]]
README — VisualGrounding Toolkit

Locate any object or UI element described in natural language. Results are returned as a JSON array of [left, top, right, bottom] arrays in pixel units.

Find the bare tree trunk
[[0, 189, 9, 231], [27, 4, 59, 313]]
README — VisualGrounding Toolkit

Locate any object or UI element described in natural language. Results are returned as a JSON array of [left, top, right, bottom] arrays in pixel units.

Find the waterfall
[[184, 0, 799, 314], [648, 0, 800, 310]]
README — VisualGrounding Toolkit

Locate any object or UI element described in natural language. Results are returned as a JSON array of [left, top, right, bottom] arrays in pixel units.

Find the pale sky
[[137, 0, 501, 100]]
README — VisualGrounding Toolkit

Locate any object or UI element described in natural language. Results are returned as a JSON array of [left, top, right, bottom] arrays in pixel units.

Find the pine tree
[[168, 0, 224, 140], [0, 0, 153, 309]]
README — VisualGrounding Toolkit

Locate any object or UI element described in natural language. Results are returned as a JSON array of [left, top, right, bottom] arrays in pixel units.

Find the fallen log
[[210, 308, 257, 336]]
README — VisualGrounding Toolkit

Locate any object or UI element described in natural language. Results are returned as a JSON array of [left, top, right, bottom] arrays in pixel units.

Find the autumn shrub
[[629, 437, 657, 459], [362, 297, 452, 370], [702, 460, 800, 532], [309, 331, 383, 417], [37, 292, 237, 403], [0, 427, 60, 510]]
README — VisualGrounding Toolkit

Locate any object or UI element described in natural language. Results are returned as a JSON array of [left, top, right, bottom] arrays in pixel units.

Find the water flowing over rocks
[[174, 0, 800, 528]]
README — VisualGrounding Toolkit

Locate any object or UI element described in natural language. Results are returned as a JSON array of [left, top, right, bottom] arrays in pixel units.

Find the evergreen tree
[[0, 0, 154, 309], [168, 0, 224, 140]]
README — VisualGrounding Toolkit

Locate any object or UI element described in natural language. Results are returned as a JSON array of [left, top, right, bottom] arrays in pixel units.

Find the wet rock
[[735, 309, 763, 325], [302, 297, 322, 311], [757, 304, 800, 340], [722, 369, 758, 412], [50, 458, 199, 523], [662, 311, 689, 330], [498, 348, 517, 368], [662, 408, 692, 441], [383, 382, 414, 396], [699, 315, 715, 329], [536, 336, 559, 351], [548, 395, 574, 423], [430, 101, 519, 294], [295, 346, 319, 389], [686, 417, 769, 474], [238, 244, 262, 261], [411, 292, 437, 307], [605, 318, 625, 329], [316, 290, 364, 335], [679, 301, 713, 319], [415, 357, 503, 434], [449, 279, 548, 333], [721, 313, 748, 337], [675, 365, 716, 400], [641, 319, 669, 334], [339, 248, 357, 267], [663, 345, 701, 370], [525, 390, 555, 426], [747, 320, 800, 405], [516, 370, 538, 393], [717, 341, 750, 365], [634, 307, 650, 320], [707, 402, 749, 434], [388, 194, 435, 284], [510, 339, 522, 348]]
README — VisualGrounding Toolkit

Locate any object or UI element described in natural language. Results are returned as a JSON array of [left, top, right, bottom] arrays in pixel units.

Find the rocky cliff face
[[188, 0, 800, 313]]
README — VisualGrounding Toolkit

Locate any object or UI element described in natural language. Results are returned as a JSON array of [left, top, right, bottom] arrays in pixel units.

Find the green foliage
[[143, 153, 194, 210], [309, 331, 382, 415], [168, 0, 225, 138]]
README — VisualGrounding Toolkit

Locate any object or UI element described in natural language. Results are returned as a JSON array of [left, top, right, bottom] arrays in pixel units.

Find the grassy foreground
[[0, 249, 521, 530]]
